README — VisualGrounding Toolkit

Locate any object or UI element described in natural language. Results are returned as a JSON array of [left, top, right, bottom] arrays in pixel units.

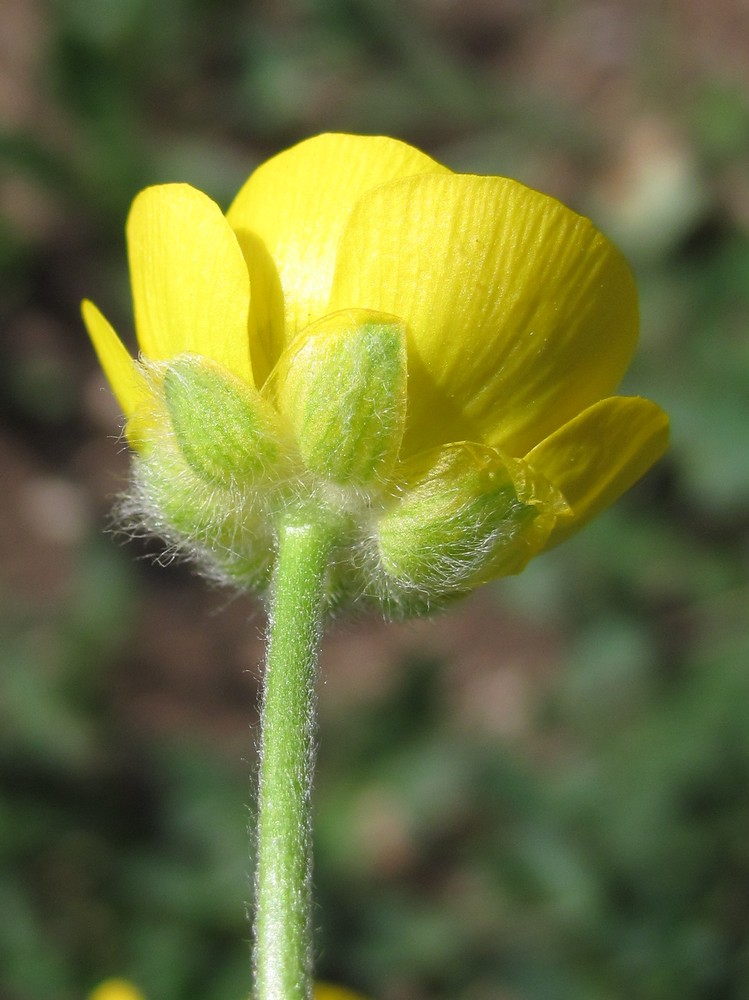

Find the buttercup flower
[[83, 133, 668, 614]]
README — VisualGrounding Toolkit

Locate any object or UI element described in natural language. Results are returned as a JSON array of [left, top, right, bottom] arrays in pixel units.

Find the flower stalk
[[254, 521, 333, 1000], [81, 133, 670, 998]]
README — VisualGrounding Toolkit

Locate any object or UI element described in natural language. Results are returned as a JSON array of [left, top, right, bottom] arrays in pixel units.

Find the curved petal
[[226, 133, 449, 369], [328, 172, 639, 458], [525, 395, 669, 548], [127, 184, 253, 384], [81, 299, 147, 419]]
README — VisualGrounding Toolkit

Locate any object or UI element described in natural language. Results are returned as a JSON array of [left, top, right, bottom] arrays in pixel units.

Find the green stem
[[254, 521, 332, 1000]]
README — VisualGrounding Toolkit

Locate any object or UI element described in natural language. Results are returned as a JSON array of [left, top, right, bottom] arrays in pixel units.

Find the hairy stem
[[254, 521, 332, 1000]]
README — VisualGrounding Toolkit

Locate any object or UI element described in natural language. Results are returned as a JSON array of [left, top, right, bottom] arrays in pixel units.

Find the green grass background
[[1, 1, 748, 998]]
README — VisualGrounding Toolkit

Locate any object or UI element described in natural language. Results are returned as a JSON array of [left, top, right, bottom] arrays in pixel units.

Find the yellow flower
[[83, 133, 668, 613]]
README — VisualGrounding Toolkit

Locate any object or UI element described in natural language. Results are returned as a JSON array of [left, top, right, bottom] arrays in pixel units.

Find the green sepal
[[274, 309, 407, 486], [130, 447, 276, 593], [162, 355, 286, 486], [377, 443, 570, 600]]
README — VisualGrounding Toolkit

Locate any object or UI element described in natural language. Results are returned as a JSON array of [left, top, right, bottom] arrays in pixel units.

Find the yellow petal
[[227, 133, 449, 376], [525, 395, 669, 547], [127, 184, 253, 383], [329, 172, 639, 458], [81, 299, 147, 418]]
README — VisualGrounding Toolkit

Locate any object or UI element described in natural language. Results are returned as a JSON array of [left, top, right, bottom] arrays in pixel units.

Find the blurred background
[[1, 1, 748, 998]]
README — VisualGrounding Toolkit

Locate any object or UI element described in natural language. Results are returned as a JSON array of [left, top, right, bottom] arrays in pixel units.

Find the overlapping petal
[[227, 133, 448, 378], [526, 395, 669, 547], [328, 172, 639, 458], [127, 184, 253, 384]]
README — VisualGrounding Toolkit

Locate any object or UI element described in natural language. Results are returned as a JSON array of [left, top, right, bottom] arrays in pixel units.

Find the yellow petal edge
[[527, 396, 670, 548], [81, 299, 146, 419]]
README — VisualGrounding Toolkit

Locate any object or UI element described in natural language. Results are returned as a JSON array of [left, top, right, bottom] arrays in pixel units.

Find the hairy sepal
[[374, 443, 570, 612], [273, 309, 407, 487], [123, 355, 298, 590]]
